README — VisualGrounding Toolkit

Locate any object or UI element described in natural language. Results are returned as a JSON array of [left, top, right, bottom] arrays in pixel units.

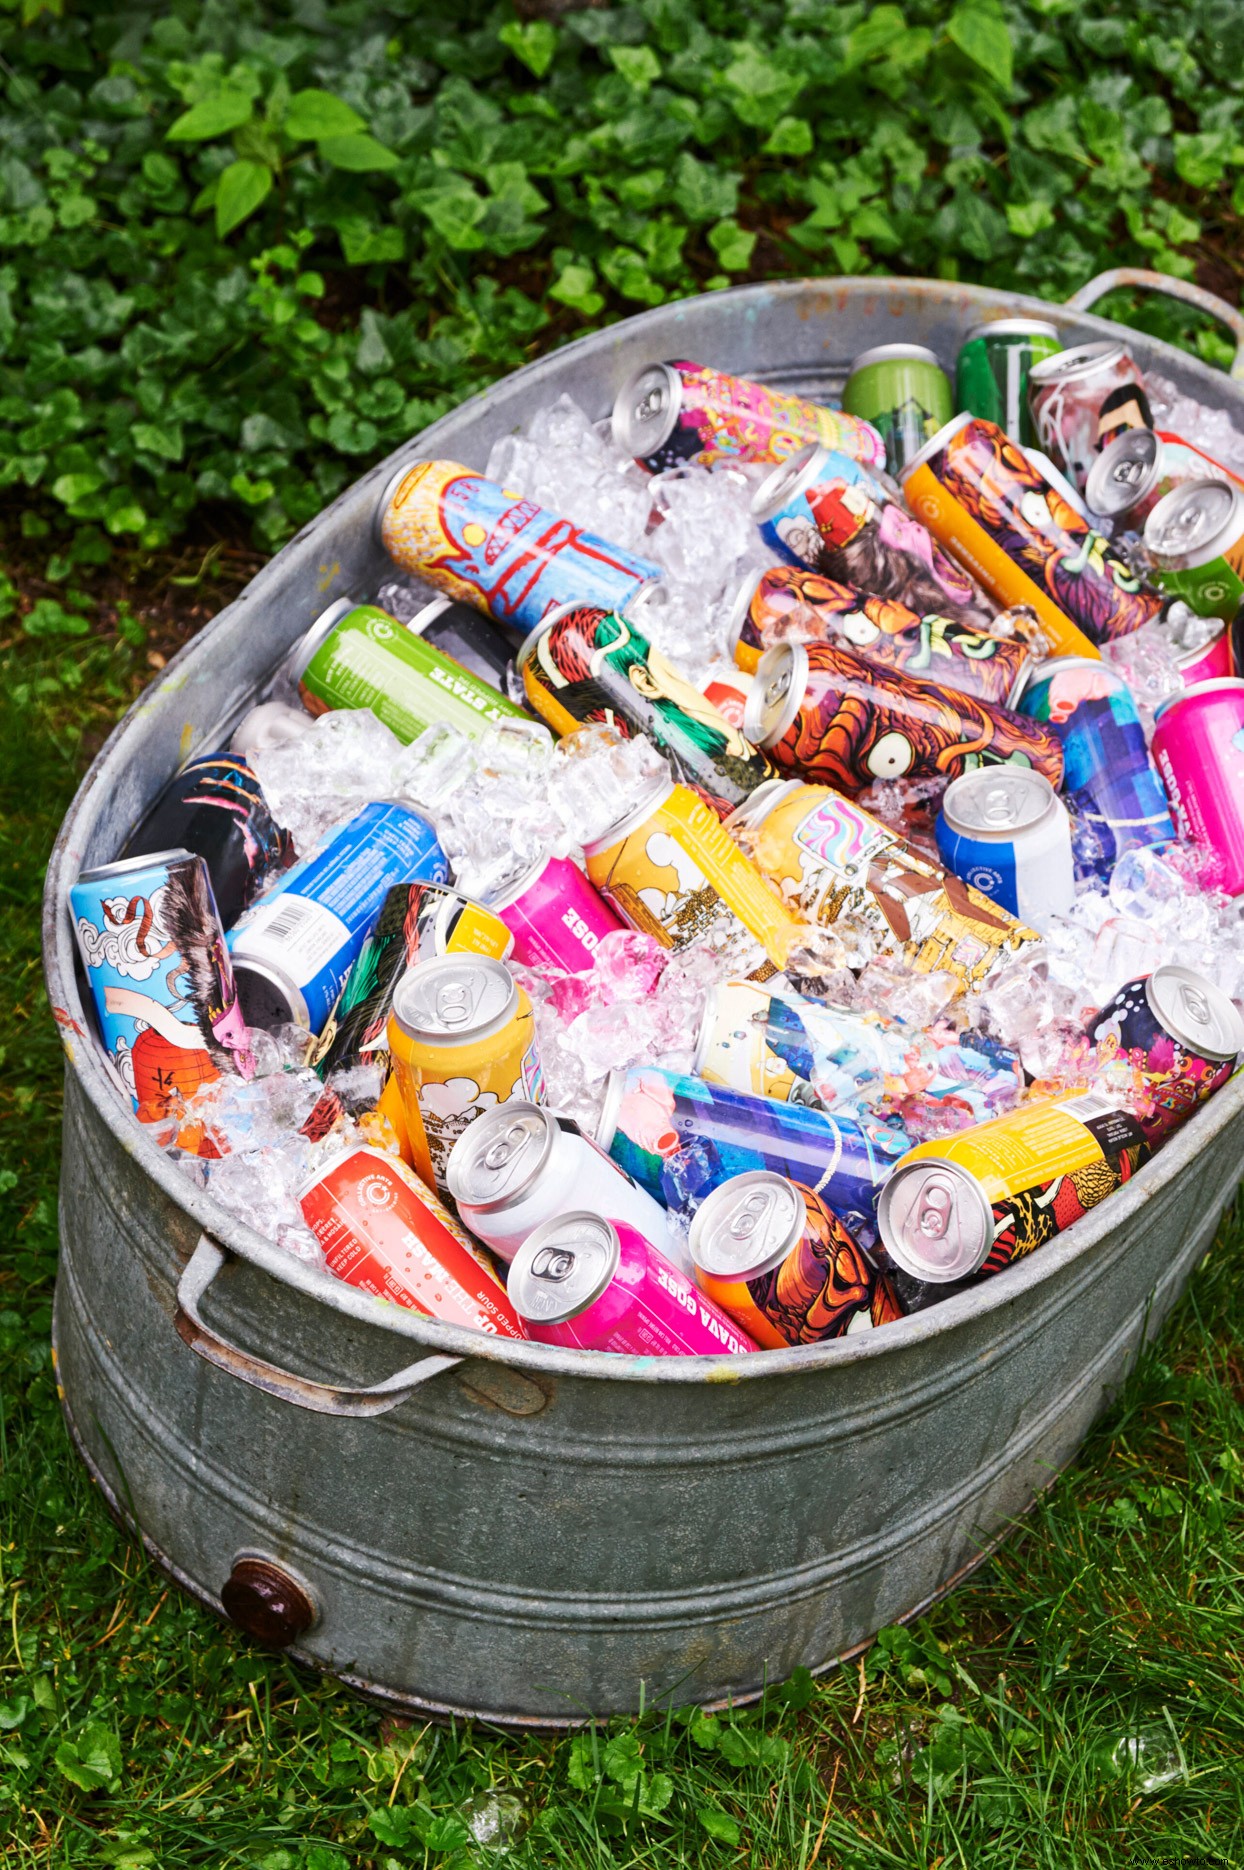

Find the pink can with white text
[[487, 854, 622, 973], [1151, 678, 1244, 895], [507, 1212, 758, 1357]]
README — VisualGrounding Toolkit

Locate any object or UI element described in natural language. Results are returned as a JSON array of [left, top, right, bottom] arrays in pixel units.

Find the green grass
[[3, 600, 1243, 1868]]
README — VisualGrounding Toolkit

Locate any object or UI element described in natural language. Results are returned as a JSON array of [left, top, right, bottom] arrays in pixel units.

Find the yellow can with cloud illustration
[[387, 956, 545, 1193], [582, 777, 801, 980]]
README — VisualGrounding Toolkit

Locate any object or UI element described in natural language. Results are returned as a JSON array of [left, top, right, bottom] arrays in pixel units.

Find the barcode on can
[[1056, 1091, 1117, 1124], [235, 892, 352, 986]]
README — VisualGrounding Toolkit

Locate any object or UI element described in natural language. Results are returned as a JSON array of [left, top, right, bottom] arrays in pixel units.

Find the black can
[[124, 752, 292, 929], [408, 595, 525, 693]]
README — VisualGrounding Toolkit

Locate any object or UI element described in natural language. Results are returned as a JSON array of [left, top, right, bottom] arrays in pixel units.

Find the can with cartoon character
[[725, 562, 1030, 704], [1150, 678, 1244, 895], [1027, 342, 1152, 489], [741, 640, 1063, 794], [581, 777, 801, 980], [71, 849, 256, 1123], [728, 777, 1040, 989], [124, 752, 292, 929], [387, 955, 545, 1194], [518, 601, 775, 817], [1085, 966, 1244, 1145], [610, 359, 885, 474]]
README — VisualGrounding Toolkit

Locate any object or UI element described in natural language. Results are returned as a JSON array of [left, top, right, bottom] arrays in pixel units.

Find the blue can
[[750, 441, 886, 567], [71, 848, 255, 1120], [1018, 656, 1175, 880], [228, 801, 448, 1033], [596, 1064, 912, 1248], [935, 767, 1075, 933]]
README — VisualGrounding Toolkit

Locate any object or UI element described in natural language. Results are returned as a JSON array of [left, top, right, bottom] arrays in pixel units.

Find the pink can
[[1151, 678, 1244, 894], [488, 853, 622, 973], [507, 1212, 758, 1357], [1177, 625, 1232, 688]]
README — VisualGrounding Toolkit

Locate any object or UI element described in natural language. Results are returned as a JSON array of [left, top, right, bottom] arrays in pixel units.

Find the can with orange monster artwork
[[741, 640, 1064, 794]]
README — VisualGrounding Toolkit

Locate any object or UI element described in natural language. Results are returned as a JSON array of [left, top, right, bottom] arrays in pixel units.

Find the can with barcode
[[123, 751, 292, 929], [387, 955, 544, 1193], [935, 768, 1075, 932], [610, 359, 885, 474], [875, 1094, 1151, 1285], [228, 800, 449, 1035], [1087, 966, 1244, 1144]]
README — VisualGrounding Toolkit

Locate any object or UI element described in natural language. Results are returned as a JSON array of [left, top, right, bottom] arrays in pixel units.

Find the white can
[[935, 768, 1075, 932]]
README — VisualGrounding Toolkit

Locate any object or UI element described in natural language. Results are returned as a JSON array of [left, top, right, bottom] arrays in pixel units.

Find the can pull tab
[[982, 785, 1017, 827], [436, 979, 475, 1027], [1178, 983, 1210, 1029], [764, 663, 793, 708], [484, 1122, 529, 1171], [729, 1188, 776, 1243], [915, 1177, 954, 1239], [531, 1246, 577, 1283]]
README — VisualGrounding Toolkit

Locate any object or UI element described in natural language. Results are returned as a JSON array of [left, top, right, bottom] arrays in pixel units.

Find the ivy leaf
[[698, 1808, 741, 1844], [718, 46, 805, 130], [499, 20, 558, 79], [318, 134, 400, 173], [708, 218, 756, 272], [336, 217, 405, 264], [131, 421, 184, 461], [671, 152, 738, 224], [283, 88, 365, 141], [946, 4, 1013, 94], [24, 598, 91, 636], [54, 1720, 121, 1790], [548, 261, 603, 316], [763, 117, 813, 156], [0, 1696, 31, 1729], [1006, 198, 1055, 237], [215, 159, 273, 236], [166, 92, 255, 142], [609, 45, 662, 91]]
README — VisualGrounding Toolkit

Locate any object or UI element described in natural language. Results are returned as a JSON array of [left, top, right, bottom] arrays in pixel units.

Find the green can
[[1143, 479, 1244, 620], [841, 343, 953, 477], [292, 599, 530, 743], [954, 319, 1062, 447]]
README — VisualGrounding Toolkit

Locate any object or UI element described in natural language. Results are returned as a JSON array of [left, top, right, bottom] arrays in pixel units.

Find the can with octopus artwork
[[610, 359, 886, 474], [902, 414, 1164, 657], [1086, 966, 1244, 1145], [688, 1171, 903, 1348], [741, 640, 1064, 794]]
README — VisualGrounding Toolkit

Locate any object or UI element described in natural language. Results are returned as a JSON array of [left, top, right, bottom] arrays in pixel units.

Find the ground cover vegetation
[[3, 0, 1244, 1864]]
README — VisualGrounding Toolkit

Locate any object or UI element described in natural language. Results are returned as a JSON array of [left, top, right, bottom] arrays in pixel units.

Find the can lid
[[722, 567, 764, 657], [76, 845, 198, 886], [1084, 427, 1160, 517], [444, 1101, 555, 1211], [594, 1069, 626, 1150], [622, 580, 668, 632], [390, 955, 517, 1045], [743, 642, 806, 748], [286, 597, 359, 684], [507, 1212, 620, 1323], [848, 343, 942, 373], [876, 1157, 993, 1282], [724, 776, 804, 834], [1028, 340, 1126, 385], [1145, 965, 1244, 1063], [901, 410, 977, 481], [940, 767, 1058, 839], [1144, 479, 1243, 566], [514, 602, 581, 673], [750, 442, 826, 525], [964, 319, 1060, 343], [611, 363, 682, 459], [405, 595, 455, 636], [374, 457, 431, 547], [481, 853, 550, 913], [581, 776, 676, 856], [1015, 652, 1117, 706], [687, 1171, 805, 1280], [231, 954, 310, 1031]]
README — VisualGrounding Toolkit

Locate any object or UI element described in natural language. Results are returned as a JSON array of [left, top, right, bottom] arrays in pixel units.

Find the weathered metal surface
[[45, 276, 1244, 1726]]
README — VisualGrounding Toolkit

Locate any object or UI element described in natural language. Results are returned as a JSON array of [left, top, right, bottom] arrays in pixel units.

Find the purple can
[[486, 854, 623, 974], [507, 1212, 758, 1356], [1087, 965, 1244, 1143], [1151, 679, 1244, 895]]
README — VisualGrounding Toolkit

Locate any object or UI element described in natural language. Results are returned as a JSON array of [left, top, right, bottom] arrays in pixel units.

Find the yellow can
[[582, 778, 801, 979], [691, 977, 813, 1103], [387, 956, 545, 1192]]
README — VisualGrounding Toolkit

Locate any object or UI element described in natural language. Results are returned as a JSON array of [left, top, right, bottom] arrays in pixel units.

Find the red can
[[299, 1145, 527, 1339], [486, 853, 622, 974]]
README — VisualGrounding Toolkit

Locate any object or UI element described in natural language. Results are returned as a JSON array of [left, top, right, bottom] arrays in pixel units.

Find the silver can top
[[622, 579, 669, 632], [507, 1212, 620, 1323], [750, 442, 828, 525], [1152, 674, 1244, 725], [940, 767, 1058, 840], [1084, 427, 1160, 518], [390, 955, 517, 1046], [722, 566, 764, 657], [581, 776, 676, 856], [1144, 479, 1243, 567], [405, 595, 455, 636], [876, 1157, 993, 1283], [687, 1171, 804, 1281], [445, 1101, 555, 1211], [1028, 340, 1126, 386], [610, 362, 682, 459], [724, 776, 804, 835], [76, 845, 196, 886], [901, 410, 976, 481], [964, 319, 1060, 343], [848, 342, 943, 373], [742, 642, 806, 748], [286, 596, 358, 684], [1145, 965, 1244, 1063]]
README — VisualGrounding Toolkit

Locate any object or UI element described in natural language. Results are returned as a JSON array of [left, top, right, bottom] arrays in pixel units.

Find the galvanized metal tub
[[45, 273, 1244, 1727]]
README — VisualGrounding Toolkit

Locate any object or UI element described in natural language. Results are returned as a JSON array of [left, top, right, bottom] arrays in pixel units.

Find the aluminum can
[[1018, 655, 1175, 880], [610, 358, 885, 475], [299, 1145, 526, 1339], [229, 699, 313, 762], [597, 1064, 910, 1248], [445, 1101, 682, 1268], [729, 777, 1039, 989], [228, 800, 448, 1034], [954, 319, 1062, 446], [1027, 341, 1152, 488], [697, 660, 753, 729], [518, 601, 775, 816], [1175, 623, 1231, 687], [1087, 966, 1244, 1145], [726, 562, 1030, 704], [310, 882, 513, 1080], [903, 414, 1163, 655], [876, 1092, 1151, 1284], [507, 1212, 758, 1357], [387, 955, 544, 1192], [292, 600, 528, 743], [693, 978, 1023, 1129], [842, 343, 954, 476], [1084, 427, 1242, 530], [582, 776, 799, 979], [124, 752, 292, 929], [71, 848, 255, 1120], [406, 593, 525, 692], [376, 458, 662, 631], [687, 1171, 902, 1348], [1151, 678, 1244, 894], [742, 640, 1064, 793], [935, 768, 1075, 932], [485, 853, 621, 975], [750, 443, 885, 568], [1143, 479, 1244, 619]]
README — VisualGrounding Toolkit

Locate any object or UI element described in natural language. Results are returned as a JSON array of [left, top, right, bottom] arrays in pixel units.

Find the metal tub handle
[[175, 1235, 461, 1417], [1066, 267, 1244, 381]]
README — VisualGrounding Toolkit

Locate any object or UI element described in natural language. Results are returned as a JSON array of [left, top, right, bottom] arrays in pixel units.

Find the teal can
[[955, 319, 1062, 447], [841, 343, 953, 477]]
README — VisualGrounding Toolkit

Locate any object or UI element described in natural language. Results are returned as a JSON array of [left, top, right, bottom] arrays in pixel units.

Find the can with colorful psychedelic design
[[1027, 342, 1152, 489], [376, 459, 662, 632], [610, 359, 885, 475], [1151, 678, 1244, 895], [903, 414, 1165, 656], [1086, 966, 1244, 1145], [124, 752, 291, 929]]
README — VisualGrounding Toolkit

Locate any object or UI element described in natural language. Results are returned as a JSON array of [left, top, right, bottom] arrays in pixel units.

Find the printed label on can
[[234, 893, 353, 987]]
